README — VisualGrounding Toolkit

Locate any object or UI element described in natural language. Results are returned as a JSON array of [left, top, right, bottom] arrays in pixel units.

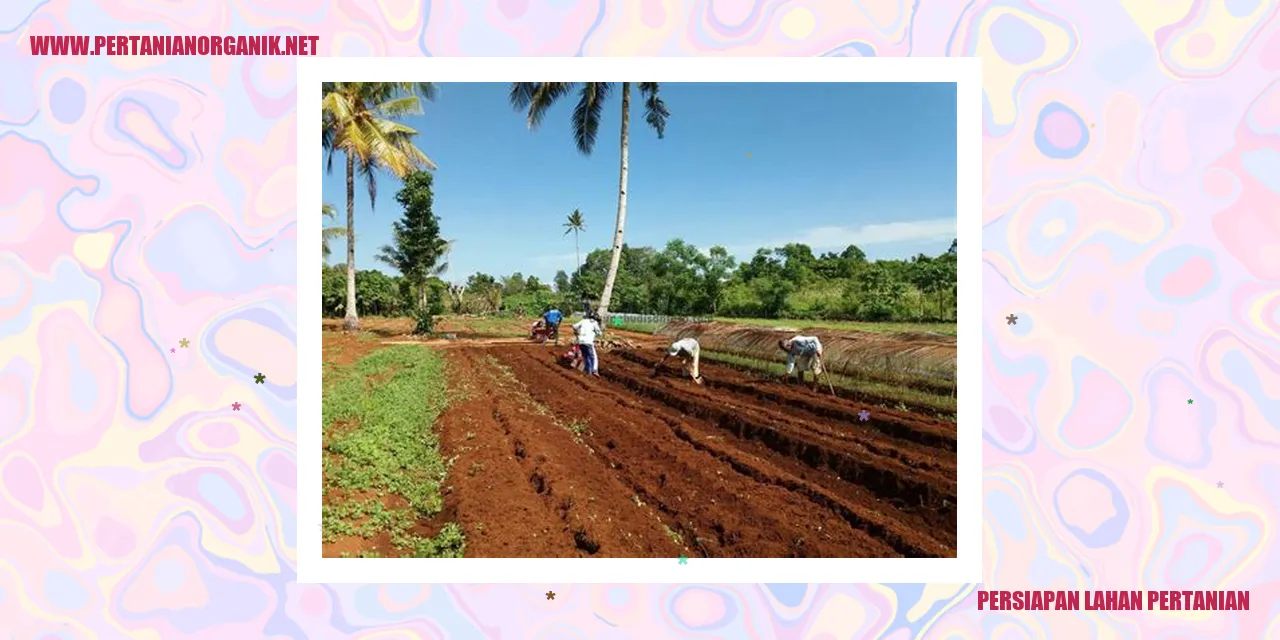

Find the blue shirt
[[543, 309, 563, 325]]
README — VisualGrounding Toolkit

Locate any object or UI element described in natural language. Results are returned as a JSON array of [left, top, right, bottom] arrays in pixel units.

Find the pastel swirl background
[[2, 0, 1279, 637]]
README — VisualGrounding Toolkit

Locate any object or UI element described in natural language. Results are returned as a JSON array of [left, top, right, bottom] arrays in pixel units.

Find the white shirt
[[784, 336, 822, 374], [668, 338, 699, 356], [785, 336, 822, 355], [573, 319, 601, 345]]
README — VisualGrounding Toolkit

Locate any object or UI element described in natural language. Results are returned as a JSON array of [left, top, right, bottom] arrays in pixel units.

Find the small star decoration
[[232, 402, 242, 411], [254, 373, 266, 384], [1006, 314, 1018, 325], [545, 591, 555, 600], [1187, 399, 1194, 405], [170, 348, 175, 353], [179, 338, 190, 348], [1217, 481, 1224, 488], [678, 554, 688, 565], [858, 410, 870, 422]]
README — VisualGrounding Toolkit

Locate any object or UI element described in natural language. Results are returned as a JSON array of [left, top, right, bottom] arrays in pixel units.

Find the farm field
[[321, 315, 958, 559]]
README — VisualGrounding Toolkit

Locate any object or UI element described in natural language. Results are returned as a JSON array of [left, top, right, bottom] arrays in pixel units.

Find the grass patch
[[322, 344, 465, 557], [437, 315, 530, 338], [663, 524, 684, 546], [567, 419, 590, 437], [614, 321, 663, 334], [700, 350, 956, 419], [616, 318, 955, 336], [711, 317, 956, 336]]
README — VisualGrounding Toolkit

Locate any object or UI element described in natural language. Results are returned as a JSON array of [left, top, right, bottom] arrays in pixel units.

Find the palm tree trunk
[[574, 230, 580, 273], [343, 152, 359, 331], [598, 82, 631, 316]]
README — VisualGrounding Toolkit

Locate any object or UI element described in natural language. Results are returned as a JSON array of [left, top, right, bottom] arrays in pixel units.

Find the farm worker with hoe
[[572, 311, 603, 377], [542, 307, 564, 345], [654, 337, 704, 385], [779, 335, 826, 391]]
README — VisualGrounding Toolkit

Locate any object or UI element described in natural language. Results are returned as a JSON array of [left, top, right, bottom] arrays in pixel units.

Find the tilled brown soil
[[429, 342, 957, 558]]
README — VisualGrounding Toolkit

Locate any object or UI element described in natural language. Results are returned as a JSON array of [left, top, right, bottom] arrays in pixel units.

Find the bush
[[857, 301, 896, 321], [412, 307, 436, 335]]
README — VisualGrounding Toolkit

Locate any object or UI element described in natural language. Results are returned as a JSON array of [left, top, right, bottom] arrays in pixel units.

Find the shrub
[[412, 307, 436, 335]]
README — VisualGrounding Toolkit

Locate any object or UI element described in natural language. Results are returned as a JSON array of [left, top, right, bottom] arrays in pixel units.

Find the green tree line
[[323, 237, 958, 323]]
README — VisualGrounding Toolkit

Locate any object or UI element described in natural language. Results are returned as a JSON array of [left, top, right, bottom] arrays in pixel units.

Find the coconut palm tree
[[322, 82, 437, 331], [321, 203, 347, 262], [563, 209, 587, 272], [510, 82, 669, 316]]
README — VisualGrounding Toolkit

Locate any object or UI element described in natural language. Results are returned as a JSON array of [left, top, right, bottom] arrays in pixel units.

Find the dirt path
[[430, 342, 957, 558]]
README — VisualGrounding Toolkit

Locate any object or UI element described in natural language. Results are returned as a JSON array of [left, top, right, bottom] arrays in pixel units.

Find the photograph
[[315, 79, 960, 560]]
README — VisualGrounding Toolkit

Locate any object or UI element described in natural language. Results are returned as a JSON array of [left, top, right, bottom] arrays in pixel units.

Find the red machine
[[530, 320, 559, 344], [556, 344, 583, 371]]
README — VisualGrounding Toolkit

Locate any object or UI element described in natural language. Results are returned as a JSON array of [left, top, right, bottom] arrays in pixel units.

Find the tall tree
[[510, 82, 669, 316], [701, 246, 737, 315], [375, 171, 451, 309], [553, 270, 571, 294], [322, 81, 437, 331], [563, 209, 587, 272]]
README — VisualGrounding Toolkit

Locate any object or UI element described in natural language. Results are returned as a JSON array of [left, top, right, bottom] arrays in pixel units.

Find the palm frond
[[321, 226, 346, 260], [572, 82, 611, 155], [321, 91, 356, 127], [509, 83, 539, 110], [562, 209, 586, 234], [358, 156, 379, 210], [376, 95, 425, 119], [411, 82, 438, 102], [638, 82, 669, 139], [511, 82, 575, 131]]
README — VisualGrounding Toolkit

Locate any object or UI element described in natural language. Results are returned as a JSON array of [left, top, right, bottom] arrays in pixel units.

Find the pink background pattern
[[2, 0, 1280, 637]]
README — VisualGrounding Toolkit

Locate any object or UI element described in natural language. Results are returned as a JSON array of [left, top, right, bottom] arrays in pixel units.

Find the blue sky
[[322, 82, 957, 284]]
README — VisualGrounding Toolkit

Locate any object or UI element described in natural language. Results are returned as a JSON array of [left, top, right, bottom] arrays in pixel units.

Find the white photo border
[[296, 56, 982, 584]]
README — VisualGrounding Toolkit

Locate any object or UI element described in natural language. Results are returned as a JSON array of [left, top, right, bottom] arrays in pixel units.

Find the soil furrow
[[494, 347, 953, 556], [415, 341, 957, 558], [427, 349, 683, 557], [617, 348, 957, 450], [610, 353, 956, 477], [494, 347, 906, 557], [600, 360, 956, 511]]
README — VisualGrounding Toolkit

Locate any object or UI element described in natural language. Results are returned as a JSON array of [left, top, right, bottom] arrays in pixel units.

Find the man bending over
[[655, 337, 703, 385], [778, 335, 826, 391]]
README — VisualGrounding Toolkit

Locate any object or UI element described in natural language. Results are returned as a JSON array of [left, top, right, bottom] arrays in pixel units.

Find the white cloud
[[731, 218, 956, 254]]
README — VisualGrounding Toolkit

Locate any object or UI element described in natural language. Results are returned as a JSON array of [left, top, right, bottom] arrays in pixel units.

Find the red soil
[[427, 342, 957, 558]]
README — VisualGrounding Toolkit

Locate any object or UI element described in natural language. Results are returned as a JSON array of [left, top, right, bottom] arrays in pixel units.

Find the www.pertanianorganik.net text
[[29, 35, 319, 56]]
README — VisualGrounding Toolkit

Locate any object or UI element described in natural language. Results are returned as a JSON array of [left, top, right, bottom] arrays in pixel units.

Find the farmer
[[572, 311, 603, 377], [542, 307, 564, 345], [655, 337, 703, 385], [778, 335, 826, 390]]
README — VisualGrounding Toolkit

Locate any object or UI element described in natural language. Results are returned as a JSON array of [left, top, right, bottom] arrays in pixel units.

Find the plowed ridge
[[435, 343, 957, 558]]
